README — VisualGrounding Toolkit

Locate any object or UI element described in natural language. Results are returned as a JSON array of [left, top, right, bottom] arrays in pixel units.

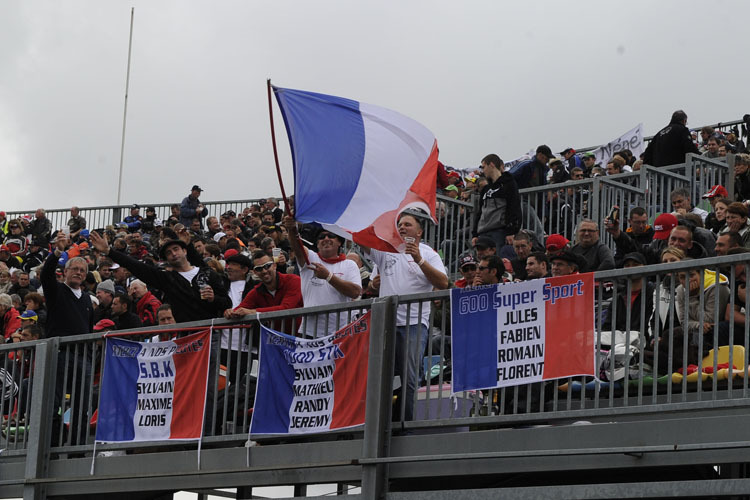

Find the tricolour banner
[[95, 329, 211, 442], [591, 123, 644, 169], [450, 274, 595, 393], [250, 312, 371, 435]]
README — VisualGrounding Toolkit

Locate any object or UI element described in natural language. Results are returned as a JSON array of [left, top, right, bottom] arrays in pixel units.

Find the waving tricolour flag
[[273, 86, 438, 252]]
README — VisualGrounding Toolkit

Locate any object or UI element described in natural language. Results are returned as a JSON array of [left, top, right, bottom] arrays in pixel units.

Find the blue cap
[[17, 310, 38, 321]]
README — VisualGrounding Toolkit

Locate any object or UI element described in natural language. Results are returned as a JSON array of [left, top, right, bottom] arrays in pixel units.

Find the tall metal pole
[[116, 7, 135, 206]]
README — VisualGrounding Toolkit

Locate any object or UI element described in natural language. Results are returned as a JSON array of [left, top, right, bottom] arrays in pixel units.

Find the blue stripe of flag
[[450, 287, 499, 392], [250, 327, 296, 434], [96, 338, 141, 442], [273, 87, 366, 224]]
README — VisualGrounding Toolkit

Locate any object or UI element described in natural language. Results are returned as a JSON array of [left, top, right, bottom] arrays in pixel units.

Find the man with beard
[[525, 252, 550, 280]]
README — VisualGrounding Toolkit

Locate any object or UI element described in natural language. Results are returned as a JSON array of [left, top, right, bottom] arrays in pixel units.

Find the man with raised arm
[[283, 216, 361, 337], [41, 236, 95, 446], [91, 229, 230, 434], [90, 230, 230, 322], [361, 212, 448, 421]]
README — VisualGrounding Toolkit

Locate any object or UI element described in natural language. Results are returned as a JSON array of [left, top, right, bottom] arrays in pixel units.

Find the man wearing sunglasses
[[283, 216, 361, 338], [225, 250, 302, 332]]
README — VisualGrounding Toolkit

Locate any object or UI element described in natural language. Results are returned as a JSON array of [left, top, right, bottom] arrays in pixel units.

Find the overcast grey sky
[[2, 0, 748, 213]]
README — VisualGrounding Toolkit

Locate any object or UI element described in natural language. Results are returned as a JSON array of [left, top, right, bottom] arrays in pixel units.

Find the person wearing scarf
[[283, 216, 362, 338]]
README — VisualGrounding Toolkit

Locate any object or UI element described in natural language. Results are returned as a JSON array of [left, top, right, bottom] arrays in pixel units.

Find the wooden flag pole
[[267, 79, 291, 215], [267, 79, 309, 265]]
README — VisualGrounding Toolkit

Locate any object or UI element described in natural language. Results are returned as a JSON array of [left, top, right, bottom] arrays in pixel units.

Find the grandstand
[[1, 117, 750, 499]]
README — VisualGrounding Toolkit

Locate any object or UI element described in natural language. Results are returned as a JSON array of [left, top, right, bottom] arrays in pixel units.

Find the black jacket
[[735, 170, 750, 202], [602, 281, 656, 340], [614, 226, 654, 266], [473, 172, 522, 237], [613, 230, 707, 265], [107, 249, 231, 323], [113, 311, 143, 331], [40, 253, 94, 337], [643, 119, 699, 167], [27, 217, 52, 241]]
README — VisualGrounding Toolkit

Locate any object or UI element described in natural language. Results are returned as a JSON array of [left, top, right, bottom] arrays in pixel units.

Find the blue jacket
[[180, 195, 208, 227], [510, 158, 548, 189]]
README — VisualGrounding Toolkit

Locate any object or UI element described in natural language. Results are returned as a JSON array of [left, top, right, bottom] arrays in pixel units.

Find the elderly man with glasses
[[42, 237, 95, 446], [283, 216, 361, 338]]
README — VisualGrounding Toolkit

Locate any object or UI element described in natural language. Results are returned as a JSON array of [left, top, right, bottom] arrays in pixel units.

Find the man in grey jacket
[[570, 219, 615, 273], [471, 154, 522, 253]]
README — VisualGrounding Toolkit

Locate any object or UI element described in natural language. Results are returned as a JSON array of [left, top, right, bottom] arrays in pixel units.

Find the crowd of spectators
[[0, 110, 749, 428]]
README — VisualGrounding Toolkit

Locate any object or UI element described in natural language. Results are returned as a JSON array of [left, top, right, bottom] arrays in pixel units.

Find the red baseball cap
[[94, 319, 115, 332], [545, 234, 570, 252], [223, 249, 239, 259], [653, 213, 679, 240], [702, 185, 728, 199]]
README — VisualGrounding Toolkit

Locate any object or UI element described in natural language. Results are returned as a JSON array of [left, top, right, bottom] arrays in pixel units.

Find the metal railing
[[4, 198, 288, 235], [2, 253, 750, 498], [574, 117, 747, 153], [2, 254, 748, 452], [2, 154, 730, 270], [517, 154, 730, 246]]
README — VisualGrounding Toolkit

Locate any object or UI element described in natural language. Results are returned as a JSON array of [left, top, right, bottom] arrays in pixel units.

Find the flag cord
[[267, 79, 291, 213]]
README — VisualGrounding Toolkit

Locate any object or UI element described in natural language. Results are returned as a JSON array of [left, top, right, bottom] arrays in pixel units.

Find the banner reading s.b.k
[[96, 329, 211, 443], [450, 274, 595, 393], [250, 312, 370, 436]]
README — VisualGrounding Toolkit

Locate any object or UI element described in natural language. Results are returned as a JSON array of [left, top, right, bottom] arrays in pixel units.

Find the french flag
[[250, 312, 371, 435], [273, 86, 439, 252], [450, 274, 596, 393], [96, 330, 211, 442]]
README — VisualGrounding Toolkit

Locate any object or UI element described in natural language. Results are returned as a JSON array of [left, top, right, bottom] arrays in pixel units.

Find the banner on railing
[[592, 123, 644, 168], [95, 329, 211, 442], [450, 274, 596, 392], [250, 312, 371, 435]]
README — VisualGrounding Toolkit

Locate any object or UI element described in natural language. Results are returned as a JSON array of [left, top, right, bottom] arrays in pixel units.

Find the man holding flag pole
[[267, 81, 447, 420]]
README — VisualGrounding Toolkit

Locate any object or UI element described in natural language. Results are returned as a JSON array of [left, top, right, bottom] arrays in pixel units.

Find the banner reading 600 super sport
[[450, 274, 596, 393]]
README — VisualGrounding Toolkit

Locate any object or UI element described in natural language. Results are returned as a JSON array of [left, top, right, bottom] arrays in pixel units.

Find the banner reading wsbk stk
[[450, 274, 596, 393]]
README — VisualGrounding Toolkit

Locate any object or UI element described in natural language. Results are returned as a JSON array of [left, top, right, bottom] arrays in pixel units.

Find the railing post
[[685, 155, 696, 206], [728, 153, 736, 202], [590, 176, 601, 223], [361, 296, 397, 500], [112, 207, 122, 227], [23, 338, 59, 500]]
